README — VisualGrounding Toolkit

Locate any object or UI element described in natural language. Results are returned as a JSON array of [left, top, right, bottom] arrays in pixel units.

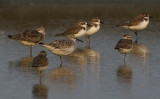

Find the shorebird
[[39, 35, 77, 66], [8, 26, 45, 57], [117, 13, 150, 42], [55, 21, 88, 39], [115, 34, 133, 62], [32, 51, 48, 75], [85, 18, 104, 48]]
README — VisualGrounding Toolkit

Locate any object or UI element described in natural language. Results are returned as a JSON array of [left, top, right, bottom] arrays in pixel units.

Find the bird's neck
[[93, 24, 100, 28], [38, 30, 45, 35]]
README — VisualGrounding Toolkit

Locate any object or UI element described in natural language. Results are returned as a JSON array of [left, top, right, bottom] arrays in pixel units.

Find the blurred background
[[0, 1, 160, 99], [0, 0, 160, 21]]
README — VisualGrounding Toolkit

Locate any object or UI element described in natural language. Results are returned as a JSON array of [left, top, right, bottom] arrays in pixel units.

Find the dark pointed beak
[[76, 39, 84, 42], [100, 21, 104, 24], [149, 16, 152, 18]]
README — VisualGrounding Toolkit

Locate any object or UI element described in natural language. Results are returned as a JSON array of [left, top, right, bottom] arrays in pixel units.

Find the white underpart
[[129, 19, 149, 30], [42, 45, 76, 56], [74, 29, 86, 38], [118, 45, 133, 54], [20, 41, 36, 46], [85, 25, 100, 36], [118, 48, 132, 54], [36, 66, 48, 71]]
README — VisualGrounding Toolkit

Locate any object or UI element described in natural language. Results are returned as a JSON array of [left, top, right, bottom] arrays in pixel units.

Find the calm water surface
[[0, 18, 160, 99]]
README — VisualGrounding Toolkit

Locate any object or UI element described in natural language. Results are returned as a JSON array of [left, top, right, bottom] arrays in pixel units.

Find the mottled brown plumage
[[115, 39, 132, 50], [8, 27, 45, 57], [10, 30, 44, 43], [115, 34, 133, 62], [39, 35, 77, 66], [32, 51, 48, 73], [46, 39, 76, 49], [8, 27, 45, 45]]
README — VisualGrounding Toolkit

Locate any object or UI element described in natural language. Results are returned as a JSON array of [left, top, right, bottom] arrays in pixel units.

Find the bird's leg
[[134, 31, 138, 37], [86, 36, 90, 48], [124, 53, 126, 64], [30, 46, 32, 57], [40, 70, 42, 75], [60, 56, 63, 67], [134, 31, 138, 44], [39, 73, 42, 85]]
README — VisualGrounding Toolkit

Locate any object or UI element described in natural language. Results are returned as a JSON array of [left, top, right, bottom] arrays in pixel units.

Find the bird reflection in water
[[66, 48, 100, 65], [32, 77, 48, 99], [49, 66, 75, 84], [8, 56, 35, 76], [131, 43, 149, 58], [117, 63, 132, 83], [9, 56, 34, 72], [117, 63, 132, 98], [15, 56, 34, 67]]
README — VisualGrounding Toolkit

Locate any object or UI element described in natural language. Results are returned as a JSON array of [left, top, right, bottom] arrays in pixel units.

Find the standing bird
[[117, 13, 150, 43], [115, 34, 133, 63], [55, 21, 88, 39], [8, 26, 45, 57], [32, 51, 49, 75], [39, 35, 77, 66], [85, 18, 104, 48]]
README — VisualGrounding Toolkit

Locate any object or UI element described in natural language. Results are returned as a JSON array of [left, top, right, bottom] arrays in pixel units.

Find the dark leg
[[124, 53, 126, 64], [134, 31, 138, 37], [134, 31, 138, 44], [59, 56, 62, 67], [40, 70, 42, 75], [86, 36, 90, 48], [30, 46, 32, 57], [39, 72, 42, 85]]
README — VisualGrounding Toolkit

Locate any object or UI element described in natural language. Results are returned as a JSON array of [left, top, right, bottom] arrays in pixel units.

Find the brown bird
[[8, 26, 45, 57], [32, 51, 48, 74], [55, 21, 88, 39], [115, 34, 133, 62], [117, 13, 150, 42]]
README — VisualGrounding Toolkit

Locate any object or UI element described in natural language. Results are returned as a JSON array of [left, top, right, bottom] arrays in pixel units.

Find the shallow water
[[0, 8, 160, 99]]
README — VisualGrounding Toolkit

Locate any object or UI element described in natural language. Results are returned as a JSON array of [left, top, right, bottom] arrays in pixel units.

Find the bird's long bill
[[100, 21, 104, 24], [76, 38, 84, 42]]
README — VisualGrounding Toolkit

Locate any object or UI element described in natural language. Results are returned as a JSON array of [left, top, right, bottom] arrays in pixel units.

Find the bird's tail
[[32, 65, 38, 67], [116, 24, 128, 28], [55, 33, 64, 37], [114, 45, 119, 49], [116, 24, 122, 27], [8, 35, 13, 39], [39, 42, 44, 45]]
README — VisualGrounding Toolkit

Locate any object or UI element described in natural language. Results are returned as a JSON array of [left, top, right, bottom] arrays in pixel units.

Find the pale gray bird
[[39, 35, 77, 66]]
